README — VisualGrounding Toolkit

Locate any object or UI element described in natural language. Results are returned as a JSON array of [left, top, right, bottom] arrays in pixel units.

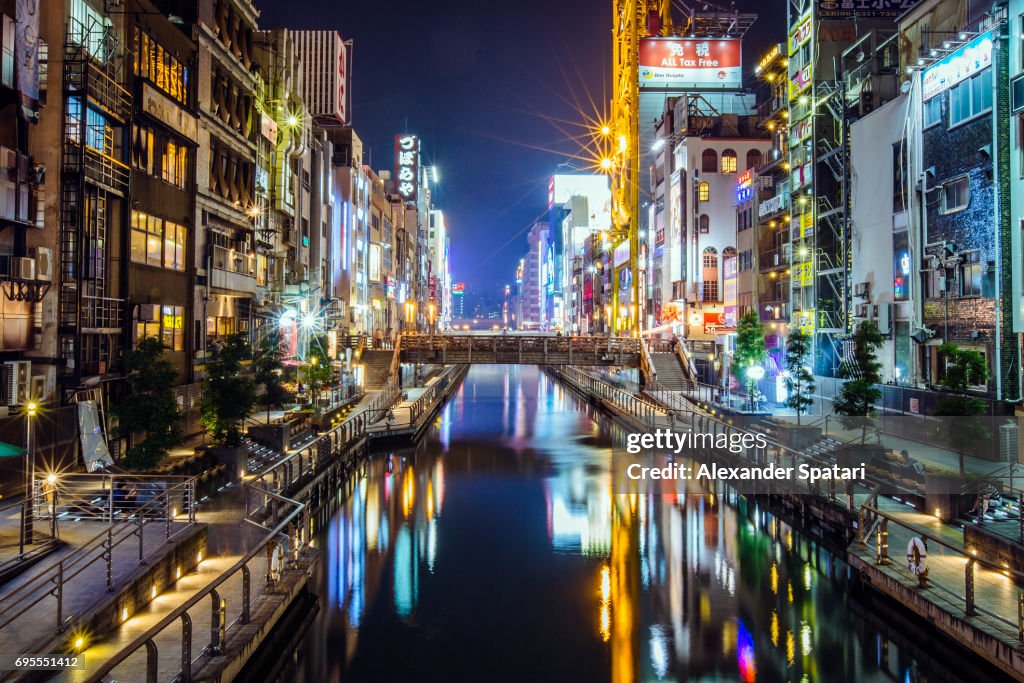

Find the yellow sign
[[795, 260, 813, 287], [758, 44, 781, 73], [800, 211, 814, 238], [789, 14, 812, 55]]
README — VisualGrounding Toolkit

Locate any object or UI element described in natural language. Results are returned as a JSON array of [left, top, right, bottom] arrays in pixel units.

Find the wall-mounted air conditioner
[[853, 281, 870, 298], [1, 360, 31, 406], [30, 247, 52, 281], [11, 256, 34, 280]]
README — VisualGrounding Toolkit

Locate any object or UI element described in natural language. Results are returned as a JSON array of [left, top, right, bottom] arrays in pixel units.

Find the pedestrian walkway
[[57, 486, 261, 682], [851, 493, 1024, 671]]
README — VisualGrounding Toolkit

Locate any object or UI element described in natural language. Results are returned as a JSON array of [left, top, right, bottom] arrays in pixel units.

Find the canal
[[265, 365, 1000, 682]]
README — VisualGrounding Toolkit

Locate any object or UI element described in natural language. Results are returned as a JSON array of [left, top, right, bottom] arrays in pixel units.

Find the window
[[134, 304, 184, 351], [892, 142, 906, 212], [131, 210, 186, 270], [207, 316, 236, 339], [723, 246, 737, 261], [702, 247, 718, 269], [133, 27, 190, 105], [746, 149, 761, 171], [940, 175, 970, 214], [960, 251, 983, 296], [721, 149, 737, 173], [70, 0, 113, 61], [923, 95, 942, 128], [701, 149, 718, 173], [162, 140, 187, 188], [698, 182, 710, 202], [702, 281, 719, 301], [949, 68, 992, 127], [699, 213, 710, 233]]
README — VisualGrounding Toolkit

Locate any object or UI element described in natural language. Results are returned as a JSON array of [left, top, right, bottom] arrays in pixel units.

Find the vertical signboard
[[15, 0, 40, 122], [335, 33, 348, 124], [723, 256, 738, 328], [394, 134, 419, 202]]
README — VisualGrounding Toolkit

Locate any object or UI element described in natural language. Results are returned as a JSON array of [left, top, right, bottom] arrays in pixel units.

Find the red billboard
[[639, 38, 742, 90], [335, 33, 348, 124]]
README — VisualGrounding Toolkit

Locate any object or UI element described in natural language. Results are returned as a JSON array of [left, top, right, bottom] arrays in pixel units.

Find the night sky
[[255, 0, 784, 300]]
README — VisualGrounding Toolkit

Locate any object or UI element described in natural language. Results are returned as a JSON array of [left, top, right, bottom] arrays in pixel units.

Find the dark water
[[273, 365, 992, 683]]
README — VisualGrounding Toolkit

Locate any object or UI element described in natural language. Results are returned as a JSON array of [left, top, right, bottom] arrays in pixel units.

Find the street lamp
[[745, 365, 765, 411], [428, 302, 437, 335], [21, 401, 37, 552]]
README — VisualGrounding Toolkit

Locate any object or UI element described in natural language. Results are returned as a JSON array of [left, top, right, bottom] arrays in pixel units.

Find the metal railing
[[211, 244, 255, 276], [84, 489, 308, 683], [87, 391, 384, 681], [401, 334, 641, 364], [553, 365, 866, 503], [32, 473, 196, 523], [0, 476, 197, 643], [80, 294, 124, 330], [858, 502, 1024, 642]]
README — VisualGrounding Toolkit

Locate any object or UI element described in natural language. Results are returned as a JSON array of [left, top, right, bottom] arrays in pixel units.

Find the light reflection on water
[[282, 365, 991, 683]]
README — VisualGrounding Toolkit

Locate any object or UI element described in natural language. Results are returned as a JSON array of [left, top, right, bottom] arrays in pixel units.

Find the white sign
[[922, 32, 993, 101], [394, 134, 419, 201]]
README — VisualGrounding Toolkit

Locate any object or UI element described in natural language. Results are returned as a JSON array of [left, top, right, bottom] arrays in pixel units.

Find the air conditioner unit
[[11, 256, 34, 280], [30, 247, 52, 281], [876, 302, 892, 334], [853, 281, 870, 298], [854, 303, 874, 319], [1, 360, 31, 406], [937, 275, 947, 292]]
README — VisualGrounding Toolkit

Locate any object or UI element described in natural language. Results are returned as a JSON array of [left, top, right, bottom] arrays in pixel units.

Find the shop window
[[134, 304, 184, 351]]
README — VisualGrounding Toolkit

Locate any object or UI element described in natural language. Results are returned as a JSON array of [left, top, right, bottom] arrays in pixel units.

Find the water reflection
[[285, 365, 993, 683]]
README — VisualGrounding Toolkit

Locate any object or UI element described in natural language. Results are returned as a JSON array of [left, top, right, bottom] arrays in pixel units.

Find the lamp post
[[21, 401, 37, 550], [309, 356, 319, 410], [746, 365, 765, 412]]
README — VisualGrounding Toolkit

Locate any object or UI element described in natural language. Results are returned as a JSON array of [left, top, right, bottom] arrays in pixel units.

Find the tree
[[933, 342, 990, 475], [832, 321, 883, 442], [301, 334, 334, 410], [201, 333, 257, 448], [113, 337, 184, 470], [733, 310, 767, 405], [254, 326, 290, 422], [784, 327, 816, 425]]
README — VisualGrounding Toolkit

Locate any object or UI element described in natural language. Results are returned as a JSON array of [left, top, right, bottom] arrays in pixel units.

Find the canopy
[[0, 441, 26, 457]]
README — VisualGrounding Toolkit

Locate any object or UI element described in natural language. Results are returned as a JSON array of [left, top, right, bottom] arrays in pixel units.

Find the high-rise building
[[193, 0, 259, 372], [289, 30, 349, 126], [452, 283, 465, 319]]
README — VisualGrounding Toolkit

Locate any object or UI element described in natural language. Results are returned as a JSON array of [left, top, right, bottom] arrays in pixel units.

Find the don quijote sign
[[638, 38, 742, 90]]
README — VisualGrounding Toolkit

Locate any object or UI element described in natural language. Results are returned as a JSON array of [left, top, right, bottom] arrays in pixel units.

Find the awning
[[0, 442, 26, 458]]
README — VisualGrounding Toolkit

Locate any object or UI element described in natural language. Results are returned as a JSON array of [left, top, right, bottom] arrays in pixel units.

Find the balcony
[[758, 247, 790, 273], [81, 295, 124, 333], [210, 244, 257, 294]]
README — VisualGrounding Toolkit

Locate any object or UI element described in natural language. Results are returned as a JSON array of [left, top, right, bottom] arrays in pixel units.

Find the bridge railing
[[401, 334, 640, 362]]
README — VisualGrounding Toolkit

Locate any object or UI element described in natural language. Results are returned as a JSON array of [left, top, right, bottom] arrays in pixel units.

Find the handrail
[[388, 334, 403, 378], [84, 489, 307, 683], [639, 338, 657, 385], [0, 476, 198, 639]]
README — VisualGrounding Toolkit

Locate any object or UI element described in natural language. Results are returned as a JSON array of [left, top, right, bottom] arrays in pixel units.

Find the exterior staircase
[[360, 350, 394, 389], [649, 352, 693, 391]]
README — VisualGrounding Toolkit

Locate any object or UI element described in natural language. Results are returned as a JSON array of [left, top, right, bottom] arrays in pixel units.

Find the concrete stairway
[[360, 350, 394, 389], [649, 352, 692, 391]]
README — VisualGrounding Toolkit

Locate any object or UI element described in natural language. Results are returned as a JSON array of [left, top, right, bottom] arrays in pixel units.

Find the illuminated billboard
[[922, 32, 993, 101], [394, 134, 420, 201], [335, 33, 348, 124], [638, 38, 742, 90]]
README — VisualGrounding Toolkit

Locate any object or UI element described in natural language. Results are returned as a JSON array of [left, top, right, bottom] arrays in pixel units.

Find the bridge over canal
[[398, 334, 641, 367]]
